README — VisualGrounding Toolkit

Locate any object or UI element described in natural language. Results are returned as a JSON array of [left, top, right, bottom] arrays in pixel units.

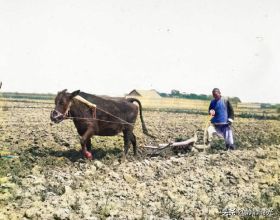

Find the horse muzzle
[[50, 110, 65, 123]]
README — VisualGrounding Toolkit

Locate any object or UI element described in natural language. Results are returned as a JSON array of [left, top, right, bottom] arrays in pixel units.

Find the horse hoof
[[83, 151, 93, 160]]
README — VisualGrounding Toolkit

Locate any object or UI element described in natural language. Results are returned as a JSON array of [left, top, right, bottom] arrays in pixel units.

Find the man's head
[[212, 88, 221, 100]]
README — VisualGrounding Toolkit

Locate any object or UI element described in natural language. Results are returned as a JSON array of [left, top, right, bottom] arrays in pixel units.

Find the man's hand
[[209, 109, 215, 116], [228, 118, 233, 125]]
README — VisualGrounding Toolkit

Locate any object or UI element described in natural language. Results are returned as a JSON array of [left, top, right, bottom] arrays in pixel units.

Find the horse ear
[[70, 90, 80, 98], [61, 89, 67, 93]]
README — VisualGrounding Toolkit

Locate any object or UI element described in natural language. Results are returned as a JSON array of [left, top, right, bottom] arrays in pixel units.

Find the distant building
[[126, 89, 161, 99]]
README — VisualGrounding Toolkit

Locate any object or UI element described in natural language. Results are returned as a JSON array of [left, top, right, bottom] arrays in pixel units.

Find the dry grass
[[0, 99, 280, 219], [130, 97, 279, 119]]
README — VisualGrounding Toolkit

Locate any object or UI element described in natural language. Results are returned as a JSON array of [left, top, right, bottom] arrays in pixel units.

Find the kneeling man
[[207, 88, 235, 150]]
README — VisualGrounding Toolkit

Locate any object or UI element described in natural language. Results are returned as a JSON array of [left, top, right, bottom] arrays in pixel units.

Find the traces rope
[[65, 116, 134, 126], [0, 96, 135, 127], [67, 96, 135, 126]]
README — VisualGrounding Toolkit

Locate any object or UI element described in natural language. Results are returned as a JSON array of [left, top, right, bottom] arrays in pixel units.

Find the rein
[[65, 116, 134, 125], [63, 95, 134, 127]]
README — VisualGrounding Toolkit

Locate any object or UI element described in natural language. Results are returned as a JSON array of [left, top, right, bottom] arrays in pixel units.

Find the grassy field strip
[[133, 97, 279, 117], [0, 97, 278, 118]]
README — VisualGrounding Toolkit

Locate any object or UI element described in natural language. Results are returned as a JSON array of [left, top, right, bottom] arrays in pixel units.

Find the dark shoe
[[226, 145, 236, 151]]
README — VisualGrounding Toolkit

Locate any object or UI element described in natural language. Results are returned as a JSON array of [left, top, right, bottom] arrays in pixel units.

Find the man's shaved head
[[212, 88, 220, 93], [212, 88, 221, 100]]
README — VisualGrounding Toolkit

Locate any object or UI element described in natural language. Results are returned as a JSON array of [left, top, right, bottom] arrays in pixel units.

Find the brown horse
[[50, 89, 153, 159]]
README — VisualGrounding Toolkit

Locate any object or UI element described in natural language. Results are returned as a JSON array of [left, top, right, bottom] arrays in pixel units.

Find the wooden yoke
[[74, 95, 97, 118]]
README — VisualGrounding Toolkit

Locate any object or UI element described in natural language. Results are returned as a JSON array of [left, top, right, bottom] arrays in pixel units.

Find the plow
[[143, 129, 211, 157], [143, 114, 214, 156]]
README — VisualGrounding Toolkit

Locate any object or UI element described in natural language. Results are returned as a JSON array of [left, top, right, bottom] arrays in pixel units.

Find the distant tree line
[[1, 92, 55, 100], [159, 90, 241, 103], [261, 103, 280, 113], [261, 103, 280, 108]]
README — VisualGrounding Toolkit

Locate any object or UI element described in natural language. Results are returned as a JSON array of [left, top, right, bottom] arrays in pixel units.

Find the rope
[[0, 105, 53, 111], [0, 122, 51, 125], [73, 95, 134, 126], [0, 106, 53, 109], [0, 96, 136, 126], [202, 114, 213, 146], [203, 114, 213, 130], [66, 116, 134, 126], [95, 107, 133, 125]]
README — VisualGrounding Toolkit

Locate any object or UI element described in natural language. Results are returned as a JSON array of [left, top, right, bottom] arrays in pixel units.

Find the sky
[[0, 0, 279, 103]]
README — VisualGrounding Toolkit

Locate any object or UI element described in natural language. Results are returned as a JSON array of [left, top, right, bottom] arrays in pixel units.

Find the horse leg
[[122, 129, 131, 161], [80, 128, 94, 160], [130, 132, 137, 156], [86, 139, 92, 152]]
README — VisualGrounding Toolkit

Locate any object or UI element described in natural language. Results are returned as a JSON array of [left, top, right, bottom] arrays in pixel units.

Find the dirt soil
[[0, 101, 280, 219]]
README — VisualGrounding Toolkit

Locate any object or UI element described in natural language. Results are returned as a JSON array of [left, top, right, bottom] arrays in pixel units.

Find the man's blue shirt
[[209, 98, 228, 124]]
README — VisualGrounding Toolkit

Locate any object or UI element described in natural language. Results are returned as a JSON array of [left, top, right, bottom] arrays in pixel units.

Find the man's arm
[[227, 100, 234, 120], [209, 100, 215, 115], [208, 102, 212, 114]]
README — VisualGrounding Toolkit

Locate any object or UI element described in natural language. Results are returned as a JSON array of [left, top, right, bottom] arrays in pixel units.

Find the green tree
[[171, 90, 180, 97]]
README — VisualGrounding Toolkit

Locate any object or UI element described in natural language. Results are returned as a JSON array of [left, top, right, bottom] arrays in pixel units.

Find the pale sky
[[0, 0, 279, 103]]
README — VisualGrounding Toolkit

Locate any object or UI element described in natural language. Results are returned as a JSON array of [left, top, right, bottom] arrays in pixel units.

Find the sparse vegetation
[[159, 89, 241, 103], [157, 196, 184, 219], [0, 97, 280, 219]]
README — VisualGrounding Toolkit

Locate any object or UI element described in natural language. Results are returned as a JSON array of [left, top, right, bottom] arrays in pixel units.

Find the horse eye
[[59, 101, 64, 105]]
